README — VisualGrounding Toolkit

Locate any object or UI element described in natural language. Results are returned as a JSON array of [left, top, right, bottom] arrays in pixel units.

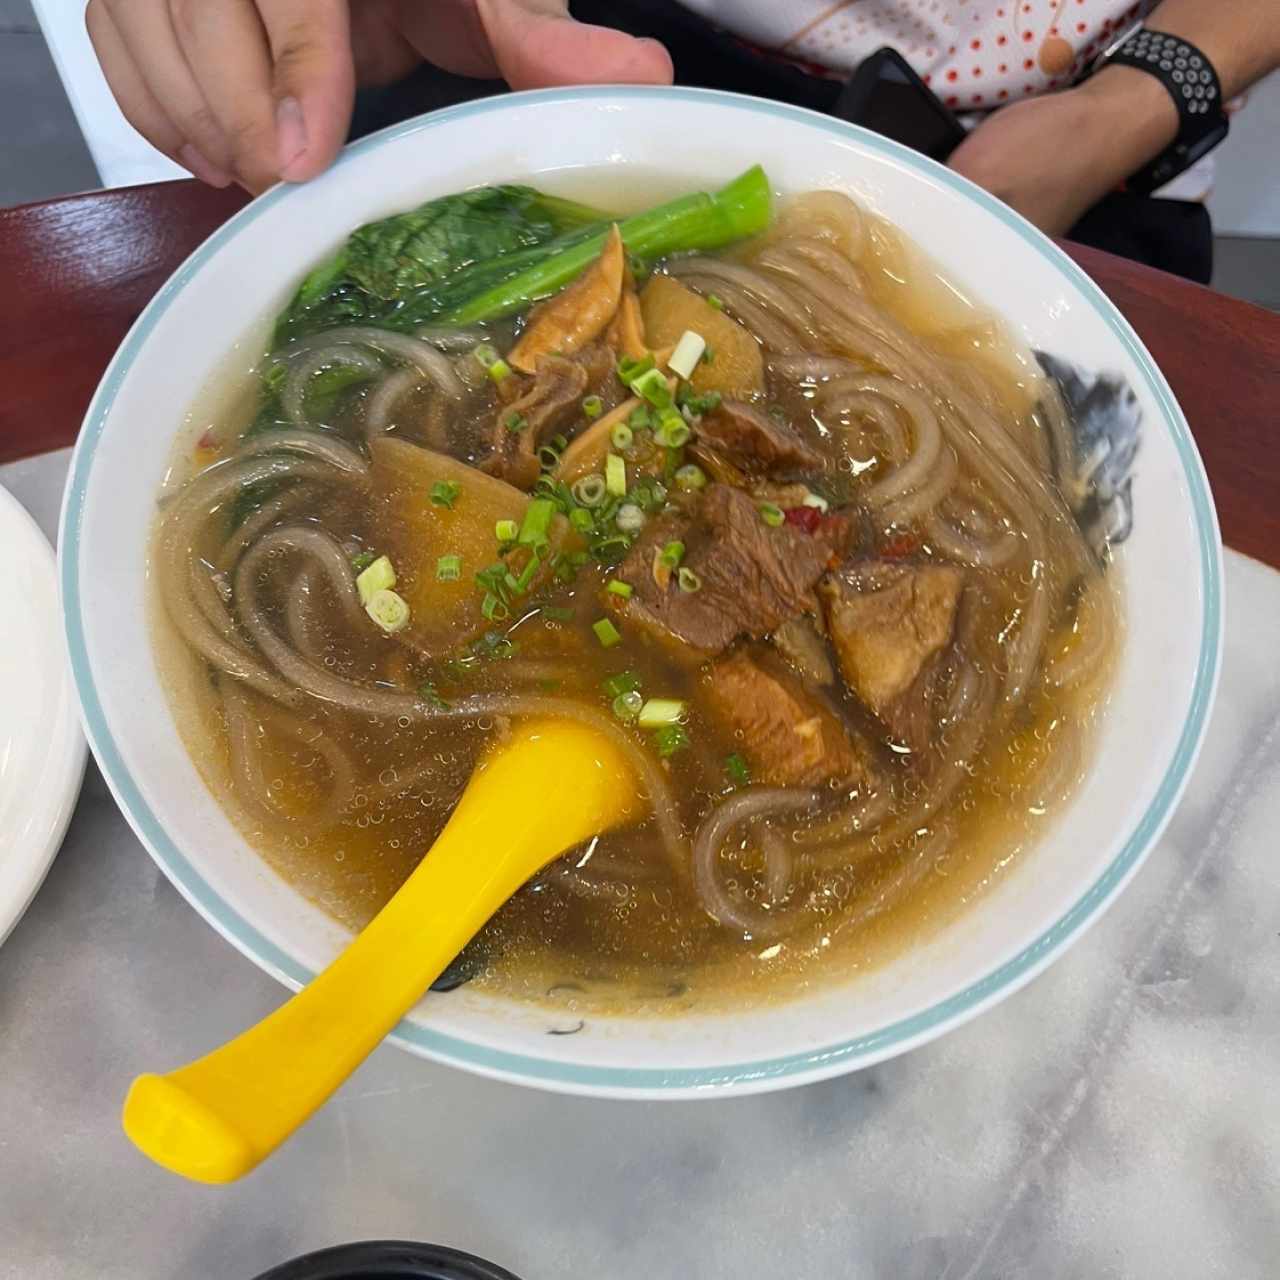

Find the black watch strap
[[1096, 28, 1230, 196]]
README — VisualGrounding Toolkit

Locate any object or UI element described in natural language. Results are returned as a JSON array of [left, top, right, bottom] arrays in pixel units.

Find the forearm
[[1064, 0, 1280, 202]]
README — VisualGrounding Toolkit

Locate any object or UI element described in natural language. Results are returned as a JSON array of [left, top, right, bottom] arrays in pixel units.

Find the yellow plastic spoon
[[122, 716, 638, 1184]]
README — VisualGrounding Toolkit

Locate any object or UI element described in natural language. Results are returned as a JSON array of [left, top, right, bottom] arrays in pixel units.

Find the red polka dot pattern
[[675, 0, 1133, 113]]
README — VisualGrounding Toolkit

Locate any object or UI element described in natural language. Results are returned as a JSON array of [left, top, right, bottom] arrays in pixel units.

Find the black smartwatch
[[1087, 23, 1230, 196]]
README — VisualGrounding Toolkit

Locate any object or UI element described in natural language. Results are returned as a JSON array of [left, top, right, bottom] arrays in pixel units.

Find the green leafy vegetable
[[445, 165, 772, 324], [269, 168, 772, 370], [345, 186, 608, 300], [275, 185, 611, 344]]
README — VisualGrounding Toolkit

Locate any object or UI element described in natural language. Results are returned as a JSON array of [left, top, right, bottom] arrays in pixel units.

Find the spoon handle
[[122, 718, 634, 1183]]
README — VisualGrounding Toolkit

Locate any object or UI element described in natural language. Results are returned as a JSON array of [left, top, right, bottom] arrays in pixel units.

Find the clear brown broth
[[152, 187, 1120, 1012]]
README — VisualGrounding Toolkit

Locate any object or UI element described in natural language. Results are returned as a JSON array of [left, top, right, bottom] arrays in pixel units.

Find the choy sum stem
[[442, 166, 772, 325]]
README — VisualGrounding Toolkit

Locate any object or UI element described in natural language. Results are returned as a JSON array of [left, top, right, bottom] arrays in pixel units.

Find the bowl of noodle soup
[[61, 88, 1220, 1097]]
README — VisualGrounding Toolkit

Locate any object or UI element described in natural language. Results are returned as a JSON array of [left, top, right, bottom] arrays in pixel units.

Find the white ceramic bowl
[[60, 89, 1221, 1098]]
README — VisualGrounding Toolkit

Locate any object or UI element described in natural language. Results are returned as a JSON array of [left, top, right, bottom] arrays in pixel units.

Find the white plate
[[0, 483, 85, 945], [62, 88, 1221, 1096]]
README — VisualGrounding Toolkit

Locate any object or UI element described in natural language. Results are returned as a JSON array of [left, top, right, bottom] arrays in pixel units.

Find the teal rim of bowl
[[60, 86, 1223, 1094]]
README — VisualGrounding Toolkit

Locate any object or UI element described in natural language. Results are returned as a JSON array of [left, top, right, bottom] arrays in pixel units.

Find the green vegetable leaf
[[273, 186, 611, 345], [346, 185, 606, 301], [268, 169, 770, 362]]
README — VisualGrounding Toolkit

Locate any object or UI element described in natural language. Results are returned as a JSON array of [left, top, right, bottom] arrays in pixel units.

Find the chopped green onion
[[606, 579, 633, 599], [655, 409, 691, 448], [701, 345, 715, 365], [365, 587, 410, 634], [436, 554, 462, 582], [518, 497, 555, 546], [572, 474, 607, 508], [447, 630, 519, 672], [602, 671, 642, 698], [678, 386, 722, 416], [418, 681, 450, 710], [630, 366, 674, 410], [356, 555, 396, 606], [350, 550, 376, 574], [768, 405, 788, 423], [638, 697, 685, 728], [495, 518, 519, 543], [537, 444, 562, 470], [569, 507, 594, 533], [724, 753, 751, 787], [707, 293, 724, 311], [533, 474, 572, 510], [582, 395, 604, 419], [659, 540, 685, 569], [759, 502, 784, 528], [481, 592, 509, 621], [667, 330, 707, 380], [802, 492, 830, 512], [677, 566, 702, 593], [674, 464, 707, 492], [510, 556, 538, 595], [540, 605, 574, 622], [628, 405, 652, 431], [592, 534, 633, 565], [472, 344, 512, 384], [430, 480, 461, 510], [630, 477, 668, 513], [475, 561, 508, 597], [605, 453, 627, 497], [616, 503, 645, 533], [617, 353, 655, 387], [593, 617, 622, 648], [505, 412, 528, 434], [612, 689, 644, 722], [654, 724, 690, 758], [610, 422, 634, 451]]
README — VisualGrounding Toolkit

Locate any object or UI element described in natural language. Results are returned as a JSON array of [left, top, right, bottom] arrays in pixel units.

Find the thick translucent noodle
[[158, 190, 1110, 940], [673, 192, 1106, 935]]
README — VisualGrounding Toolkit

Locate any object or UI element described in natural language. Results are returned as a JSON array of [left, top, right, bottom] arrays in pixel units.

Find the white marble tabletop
[[2, 448, 1277, 1280]]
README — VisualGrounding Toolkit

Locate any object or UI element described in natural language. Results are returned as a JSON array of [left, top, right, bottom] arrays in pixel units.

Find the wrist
[[1072, 64, 1181, 185]]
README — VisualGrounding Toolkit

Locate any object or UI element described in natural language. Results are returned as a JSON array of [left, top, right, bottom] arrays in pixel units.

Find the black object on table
[[252, 1240, 521, 1280]]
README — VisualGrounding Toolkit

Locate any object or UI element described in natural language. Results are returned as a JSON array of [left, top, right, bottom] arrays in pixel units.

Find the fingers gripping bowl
[[62, 89, 1220, 1098]]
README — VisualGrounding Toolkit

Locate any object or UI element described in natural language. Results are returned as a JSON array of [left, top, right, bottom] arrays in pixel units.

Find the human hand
[[948, 69, 1179, 236], [86, 0, 673, 193]]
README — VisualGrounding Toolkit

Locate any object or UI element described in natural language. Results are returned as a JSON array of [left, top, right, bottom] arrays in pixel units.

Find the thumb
[[476, 0, 674, 90]]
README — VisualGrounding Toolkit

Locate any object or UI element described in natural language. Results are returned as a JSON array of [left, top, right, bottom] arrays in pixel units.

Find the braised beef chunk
[[703, 648, 877, 789], [693, 400, 822, 480], [772, 616, 835, 686], [819, 561, 965, 751], [618, 484, 851, 657], [483, 354, 587, 488]]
